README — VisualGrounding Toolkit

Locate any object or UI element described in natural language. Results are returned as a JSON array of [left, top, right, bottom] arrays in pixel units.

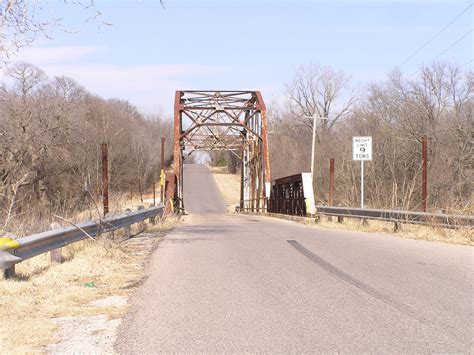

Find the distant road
[[181, 164, 227, 214], [116, 164, 473, 353]]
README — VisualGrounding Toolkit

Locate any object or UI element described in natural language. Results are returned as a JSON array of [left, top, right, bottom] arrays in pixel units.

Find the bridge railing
[[268, 197, 306, 216], [240, 198, 268, 213]]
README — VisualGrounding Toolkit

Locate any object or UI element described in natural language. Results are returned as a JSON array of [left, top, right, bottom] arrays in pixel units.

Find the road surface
[[116, 164, 473, 353]]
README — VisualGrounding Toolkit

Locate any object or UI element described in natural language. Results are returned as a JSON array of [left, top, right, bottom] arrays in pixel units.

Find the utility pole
[[302, 114, 328, 206], [101, 142, 109, 216], [304, 114, 328, 180], [161, 136, 165, 204]]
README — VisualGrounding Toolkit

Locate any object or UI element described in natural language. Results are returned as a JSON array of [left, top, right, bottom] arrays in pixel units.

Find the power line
[[410, 29, 473, 77], [460, 59, 473, 69], [431, 29, 473, 62], [399, 2, 473, 67]]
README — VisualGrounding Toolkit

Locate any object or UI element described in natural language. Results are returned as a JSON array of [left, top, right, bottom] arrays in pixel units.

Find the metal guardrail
[[0, 205, 164, 273], [238, 200, 473, 229], [315, 206, 474, 228]]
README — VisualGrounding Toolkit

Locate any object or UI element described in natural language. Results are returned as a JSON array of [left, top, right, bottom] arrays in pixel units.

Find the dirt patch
[[46, 315, 120, 354], [89, 295, 128, 308]]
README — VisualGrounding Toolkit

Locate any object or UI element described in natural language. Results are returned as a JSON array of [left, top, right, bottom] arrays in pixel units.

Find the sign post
[[352, 136, 372, 208]]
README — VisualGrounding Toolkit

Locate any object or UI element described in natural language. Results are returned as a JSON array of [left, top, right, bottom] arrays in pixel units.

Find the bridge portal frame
[[173, 90, 271, 213]]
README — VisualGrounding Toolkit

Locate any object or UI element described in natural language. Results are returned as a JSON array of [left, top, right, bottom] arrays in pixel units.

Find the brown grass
[[210, 167, 241, 213], [315, 216, 473, 245], [0, 217, 179, 353]]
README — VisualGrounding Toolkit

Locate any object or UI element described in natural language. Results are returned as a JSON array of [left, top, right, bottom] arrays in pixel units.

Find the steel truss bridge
[[173, 90, 271, 212]]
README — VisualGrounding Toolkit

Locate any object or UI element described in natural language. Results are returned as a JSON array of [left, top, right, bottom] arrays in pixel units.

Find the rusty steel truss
[[173, 90, 271, 212]]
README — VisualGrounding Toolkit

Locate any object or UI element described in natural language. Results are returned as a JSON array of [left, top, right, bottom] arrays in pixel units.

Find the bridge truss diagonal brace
[[173, 90, 271, 212]]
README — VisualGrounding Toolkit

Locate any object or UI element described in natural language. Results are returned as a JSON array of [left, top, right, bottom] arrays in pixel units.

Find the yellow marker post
[[0, 237, 20, 252]]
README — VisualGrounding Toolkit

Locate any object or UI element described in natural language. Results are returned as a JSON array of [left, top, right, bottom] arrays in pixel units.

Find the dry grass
[[210, 168, 472, 246], [0, 217, 179, 353], [314, 216, 473, 245], [210, 167, 241, 212]]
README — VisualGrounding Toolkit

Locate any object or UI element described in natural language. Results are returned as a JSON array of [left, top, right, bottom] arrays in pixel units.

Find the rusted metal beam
[[161, 136, 165, 204], [255, 91, 271, 200], [173, 90, 271, 213], [101, 142, 109, 216], [174, 91, 183, 212], [422, 136, 428, 212], [329, 158, 335, 206]]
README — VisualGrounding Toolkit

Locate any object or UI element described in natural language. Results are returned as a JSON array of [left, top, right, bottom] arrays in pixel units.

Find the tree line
[[268, 62, 472, 212], [0, 62, 173, 234]]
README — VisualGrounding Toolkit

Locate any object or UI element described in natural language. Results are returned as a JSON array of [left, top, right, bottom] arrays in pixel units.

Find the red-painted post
[[161, 137, 165, 203], [422, 136, 428, 212], [329, 158, 335, 206], [101, 143, 109, 216]]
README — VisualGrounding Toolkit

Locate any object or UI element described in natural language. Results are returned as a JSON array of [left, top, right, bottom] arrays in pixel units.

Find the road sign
[[353, 136, 372, 161]]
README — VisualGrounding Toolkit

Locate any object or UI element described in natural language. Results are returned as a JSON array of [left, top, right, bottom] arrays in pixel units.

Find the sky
[[4, 0, 473, 116]]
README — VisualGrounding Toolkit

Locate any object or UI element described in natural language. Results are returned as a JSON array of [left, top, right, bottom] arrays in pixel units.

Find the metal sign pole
[[353, 136, 371, 209], [361, 160, 364, 209]]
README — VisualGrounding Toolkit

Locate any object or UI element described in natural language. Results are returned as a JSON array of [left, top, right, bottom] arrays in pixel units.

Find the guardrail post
[[149, 204, 156, 224], [49, 222, 63, 263], [138, 205, 146, 232], [336, 204, 344, 223], [123, 209, 132, 239], [393, 221, 402, 232], [2, 265, 15, 280]]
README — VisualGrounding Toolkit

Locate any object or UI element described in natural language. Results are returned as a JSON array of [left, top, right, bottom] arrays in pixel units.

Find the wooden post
[[101, 143, 109, 216], [137, 205, 145, 232], [2, 264, 15, 280], [123, 209, 132, 239], [50, 222, 63, 263], [393, 221, 402, 233]]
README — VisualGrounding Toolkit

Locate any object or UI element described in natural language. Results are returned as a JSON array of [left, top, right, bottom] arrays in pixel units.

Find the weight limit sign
[[353, 136, 372, 161]]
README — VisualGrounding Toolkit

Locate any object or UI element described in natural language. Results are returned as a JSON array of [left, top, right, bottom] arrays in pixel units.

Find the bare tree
[[271, 62, 473, 211], [0, 0, 166, 62], [0, 1, 108, 61], [286, 63, 355, 133], [0, 63, 173, 234]]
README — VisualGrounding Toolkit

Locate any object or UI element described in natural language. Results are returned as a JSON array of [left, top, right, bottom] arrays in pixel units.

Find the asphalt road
[[116, 164, 473, 353]]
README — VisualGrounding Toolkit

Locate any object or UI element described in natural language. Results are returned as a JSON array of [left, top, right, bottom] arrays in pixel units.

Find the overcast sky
[[5, 0, 473, 116]]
